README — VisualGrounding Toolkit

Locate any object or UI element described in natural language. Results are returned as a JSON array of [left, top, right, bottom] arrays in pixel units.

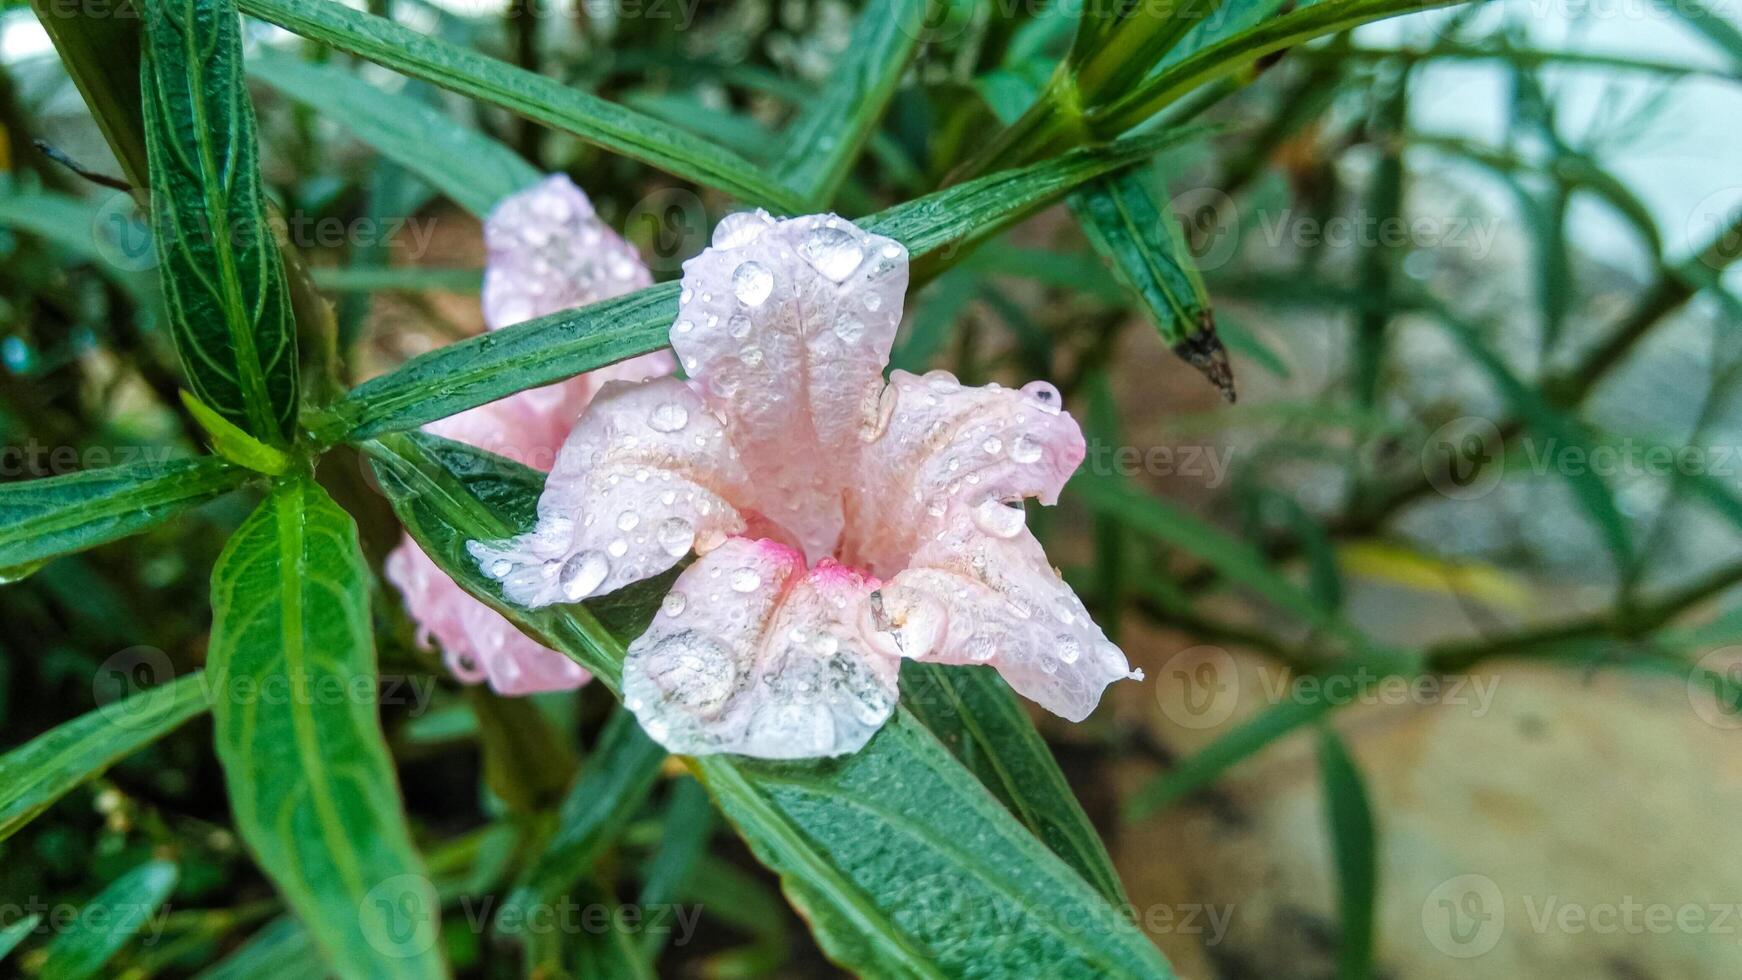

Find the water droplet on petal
[[662, 592, 687, 617], [835, 317, 864, 343], [560, 551, 609, 600], [733, 261, 774, 306], [713, 211, 770, 249], [1056, 634, 1082, 664], [1009, 434, 1044, 464], [1022, 380, 1062, 414], [863, 292, 882, 312], [645, 631, 735, 711], [730, 567, 762, 592], [617, 511, 641, 531], [649, 402, 689, 432], [487, 559, 513, 579], [656, 517, 696, 558], [728, 314, 752, 338], [972, 498, 1027, 538], [608, 538, 630, 558], [740, 347, 764, 368], [982, 436, 1003, 456], [799, 226, 864, 282]]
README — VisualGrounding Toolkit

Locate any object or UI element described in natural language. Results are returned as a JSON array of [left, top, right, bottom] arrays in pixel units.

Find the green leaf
[[568, 880, 658, 980], [192, 917, 324, 980], [324, 126, 1201, 442], [637, 777, 713, 959], [367, 435, 1174, 979], [207, 477, 446, 978], [1088, 0, 1482, 135], [0, 914, 40, 963], [979, 73, 1231, 397], [0, 674, 207, 842], [1317, 727, 1377, 980], [775, 0, 929, 208], [181, 391, 295, 474], [39, 860, 179, 980], [502, 708, 665, 968], [141, 0, 299, 444], [234, 0, 804, 212], [694, 714, 1170, 977], [1070, 166, 1231, 398], [0, 457, 247, 572], [27, 0, 149, 188], [901, 662, 1128, 906], [248, 47, 538, 218]]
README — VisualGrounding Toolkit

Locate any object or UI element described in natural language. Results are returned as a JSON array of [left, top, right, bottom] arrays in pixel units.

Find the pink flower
[[471, 211, 1140, 756], [386, 175, 673, 695]]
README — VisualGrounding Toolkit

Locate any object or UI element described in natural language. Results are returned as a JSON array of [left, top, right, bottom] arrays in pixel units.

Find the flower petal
[[482, 174, 653, 329], [671, 213, 908, 561], [469, 377, 755, 608], [845, 370, 1085, 576], [622, 538, 899, 758], [386, 537, 589, 695], [872, 516, 1140, 722]]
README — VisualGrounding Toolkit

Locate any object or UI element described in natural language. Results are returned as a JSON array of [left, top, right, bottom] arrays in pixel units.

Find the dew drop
[[834, 317, 865, 343], [608, 538, 629, 558], [972, 498, 1027, 538], [713, 211, 769, 248], [730, 567, 762, 592], [487, 559, 513, 579], [863, 292, 882, 312], [656, 517, 696, 557], [740, 347, 764, 368], [728, 314, 752, 339], [732, 261, 774, 306], [1056, 634, 1082, 664], [981, 436, 1003, 456], [560, 551, 609, 600], [662, 592, 688, 617], [799, 226, 864, 282], [1009, 434, 1044, 464], [1022, 380, 1062, 414], [649, 402, 689, 432], [617, 511, 641, 531]]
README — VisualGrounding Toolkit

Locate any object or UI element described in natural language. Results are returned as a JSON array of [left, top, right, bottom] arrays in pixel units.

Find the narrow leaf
[[234, 0, 804, 211], [0, 915, 40, 962], [1317, 727, 1378, 980], [502, 708, 665, 967], [141, 0, 299, 443], [0, 674, 207, 842], [181, 392, 294, 474], [248, 47, 538, 218], [39, 860, 179, 980], [207, 477, 446, 977], [27, 0, 149, 187], [775, 0, 929, 207], [1089, 0, 1479, 134], [0, 457, 246, 572], [901, 661, 1129, 906], [192, 917, 324, 980]]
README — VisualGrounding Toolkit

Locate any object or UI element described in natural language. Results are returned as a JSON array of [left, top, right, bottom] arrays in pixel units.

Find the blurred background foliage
[[2, 0, 1742, 975]]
